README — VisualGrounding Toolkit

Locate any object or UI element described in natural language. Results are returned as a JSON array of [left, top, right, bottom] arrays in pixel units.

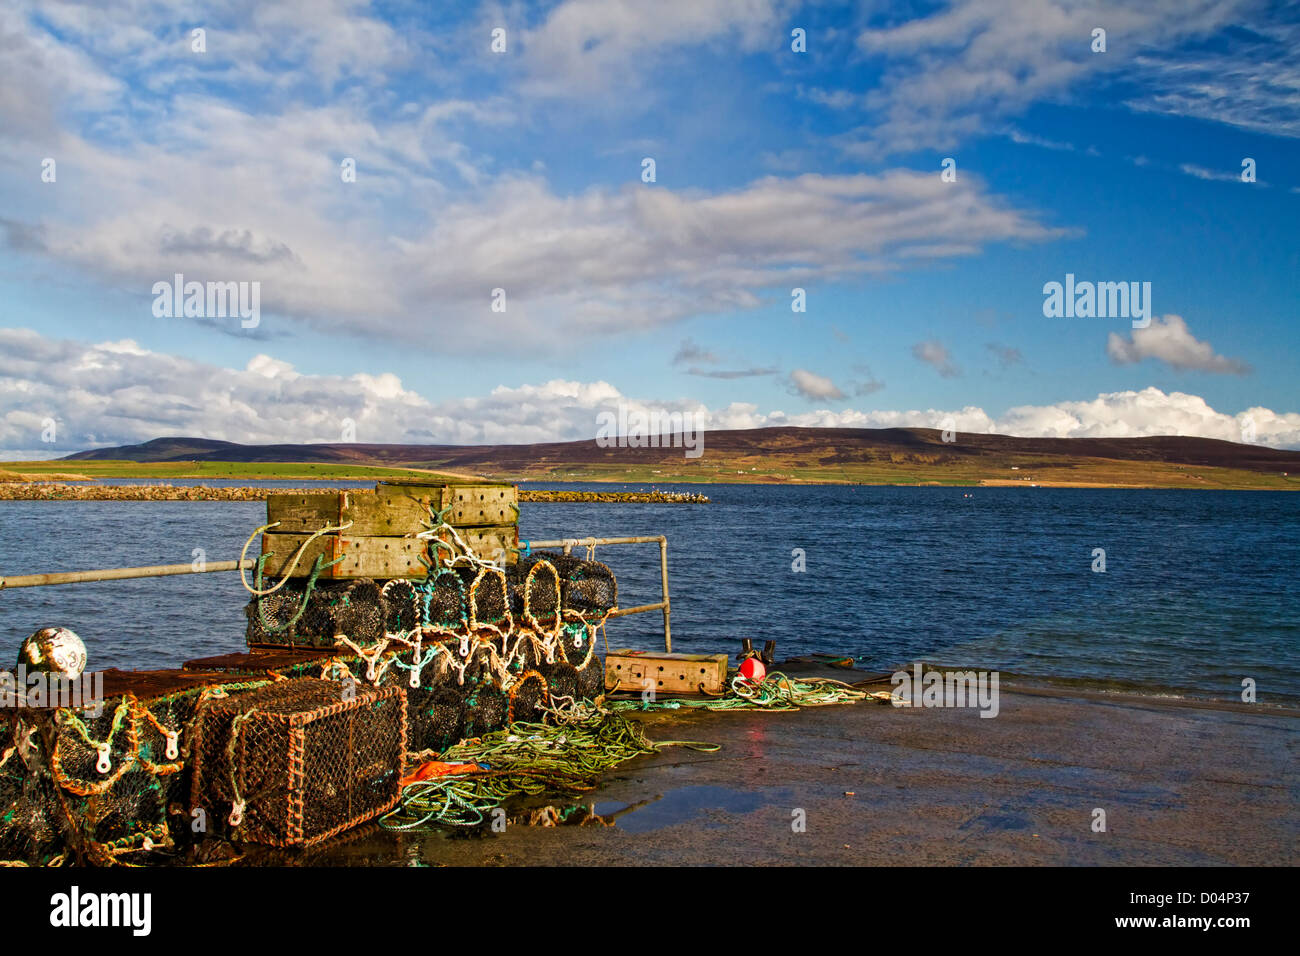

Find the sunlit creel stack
[[240, 481, 616, 755]]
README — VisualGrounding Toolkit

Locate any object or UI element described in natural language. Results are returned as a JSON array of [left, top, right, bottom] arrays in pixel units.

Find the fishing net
[[189, 678, 406, 847], [514, 557, 561, 634], [538, 552, 619, 619], [381, 579, 420, 634], [245, 589, 303, 646], [333, 579, 385, 647], [1, 680, 274, 866], [539, 661, 579, 707], [297, 582, 346, 648], [468, 567, 511, 631], [0, 713, 61, 864], [510, 552, 616, 623], [421, 568, 469, 632]]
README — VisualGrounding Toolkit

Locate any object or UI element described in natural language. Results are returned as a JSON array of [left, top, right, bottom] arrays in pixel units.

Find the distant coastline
[[10, 425, 1292, 491], [0, 482, 711, 503]]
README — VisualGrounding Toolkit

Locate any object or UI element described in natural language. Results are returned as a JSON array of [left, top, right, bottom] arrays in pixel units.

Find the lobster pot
[[510, 552, 616, 623], [190, 679, 406, 847], [245, 578, 389, 650]]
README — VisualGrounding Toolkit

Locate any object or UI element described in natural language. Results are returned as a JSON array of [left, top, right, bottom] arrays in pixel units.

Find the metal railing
[[0, 534, 673, 652]]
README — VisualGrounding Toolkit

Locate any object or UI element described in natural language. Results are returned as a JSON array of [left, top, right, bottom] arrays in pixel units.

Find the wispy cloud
[[912, 339, 961, 378], [843, 0, 1261, 157], [1005, 127, 1075, 151], [672, 338, 719, 366], [1178, 163, 1249, 183], [986, 342, 1023, 367]]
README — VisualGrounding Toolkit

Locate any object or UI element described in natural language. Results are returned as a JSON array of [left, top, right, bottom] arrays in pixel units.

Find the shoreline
[[1, 479, 1296, 497], [0, 483, 710, 503]]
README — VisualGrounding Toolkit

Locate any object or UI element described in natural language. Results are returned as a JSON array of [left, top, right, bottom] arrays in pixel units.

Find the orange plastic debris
[[400, 761, 482, 787]]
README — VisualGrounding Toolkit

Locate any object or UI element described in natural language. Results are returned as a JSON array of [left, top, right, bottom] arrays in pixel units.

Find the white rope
[[238, 519, 355, 597]]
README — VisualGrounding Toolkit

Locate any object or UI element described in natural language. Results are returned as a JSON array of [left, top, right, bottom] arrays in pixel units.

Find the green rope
[[611, 671, 868, 713], [379, 708, 705, 830], [253, 551, 343, 635]]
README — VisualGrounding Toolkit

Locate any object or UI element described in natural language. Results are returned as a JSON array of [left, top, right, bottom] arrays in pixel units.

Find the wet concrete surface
[[308, 684, 1299, 866]]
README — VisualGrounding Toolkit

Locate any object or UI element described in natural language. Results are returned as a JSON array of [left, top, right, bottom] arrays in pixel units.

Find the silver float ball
[[17, 627, 87, 680]]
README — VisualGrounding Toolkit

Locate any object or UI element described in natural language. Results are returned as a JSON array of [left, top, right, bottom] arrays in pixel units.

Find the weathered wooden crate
[[267, 482, 518, 534], [605, 649, 730, 696], [262, 482, 519, 578]]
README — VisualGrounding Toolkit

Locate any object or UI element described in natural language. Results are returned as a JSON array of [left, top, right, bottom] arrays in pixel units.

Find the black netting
[[244, 589, 303, 645], [421, 569, 468, 630], [515, 557, 560, 631], [562, 561, 618, 617], [539, 662, 579, 705], [508, 672, 550, 724], [381, 580, 421, 634], [511, 552, 615, 622], [469, 568, 511, 629], [334, 579, 385, 646], [0, 687, 229, 865]]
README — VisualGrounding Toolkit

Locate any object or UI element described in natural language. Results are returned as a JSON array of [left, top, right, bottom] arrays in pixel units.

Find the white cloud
[[518, 0, 786, 99], [1106, 315, 1251, 374], [3, 146, 1065, 349], [1006, 127, 1075, 151], [788, 369, 845, 401], [4, 330, 1297, 453]]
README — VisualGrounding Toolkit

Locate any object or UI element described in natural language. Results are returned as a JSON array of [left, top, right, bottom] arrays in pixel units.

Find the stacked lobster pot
[[243, 481, 616, 756]]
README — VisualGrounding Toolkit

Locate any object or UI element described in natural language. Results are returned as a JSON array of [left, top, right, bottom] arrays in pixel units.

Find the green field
[[499, 455, 1299, 489], [3, 454, 1296, 490]]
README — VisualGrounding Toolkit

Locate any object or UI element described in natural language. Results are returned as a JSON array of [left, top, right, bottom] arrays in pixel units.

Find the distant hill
[[58, 428, 1300, 489]]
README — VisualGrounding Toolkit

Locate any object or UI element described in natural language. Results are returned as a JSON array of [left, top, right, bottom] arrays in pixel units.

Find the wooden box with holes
[[260, 480, 520, 580], [604, 649, 730, 697]]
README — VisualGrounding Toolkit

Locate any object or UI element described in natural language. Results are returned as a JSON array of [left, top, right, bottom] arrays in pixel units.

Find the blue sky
[[1, 0, 1297, 457]]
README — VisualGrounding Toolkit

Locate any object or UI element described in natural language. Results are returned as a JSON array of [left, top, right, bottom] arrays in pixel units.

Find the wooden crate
[[262, 482, 519, 579], [260, 526, 518, 580], [605, 649, 730, 696], [268, 482, 518, 535]]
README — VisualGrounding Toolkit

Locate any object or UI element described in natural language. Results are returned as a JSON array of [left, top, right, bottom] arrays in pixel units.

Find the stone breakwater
[[0, 483, 709, 504]]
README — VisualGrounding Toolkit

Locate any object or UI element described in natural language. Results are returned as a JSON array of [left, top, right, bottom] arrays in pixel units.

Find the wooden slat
[[267, 491, 433, 536], [377, 482, 519, 527], [260, 525, 518, 579]]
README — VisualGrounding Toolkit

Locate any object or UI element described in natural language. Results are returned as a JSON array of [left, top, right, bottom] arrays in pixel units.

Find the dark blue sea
[[1, 483, 1297, 706]]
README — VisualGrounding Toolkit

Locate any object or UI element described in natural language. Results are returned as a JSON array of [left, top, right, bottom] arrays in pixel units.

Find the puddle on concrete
[[593, 784, 776, 834]]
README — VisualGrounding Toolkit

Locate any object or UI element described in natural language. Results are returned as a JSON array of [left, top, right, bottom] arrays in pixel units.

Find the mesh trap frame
[[189, 678, 406, 847]]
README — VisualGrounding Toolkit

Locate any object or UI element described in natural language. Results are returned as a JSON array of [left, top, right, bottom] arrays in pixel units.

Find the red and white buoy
[[738, 656, 766, 683]]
